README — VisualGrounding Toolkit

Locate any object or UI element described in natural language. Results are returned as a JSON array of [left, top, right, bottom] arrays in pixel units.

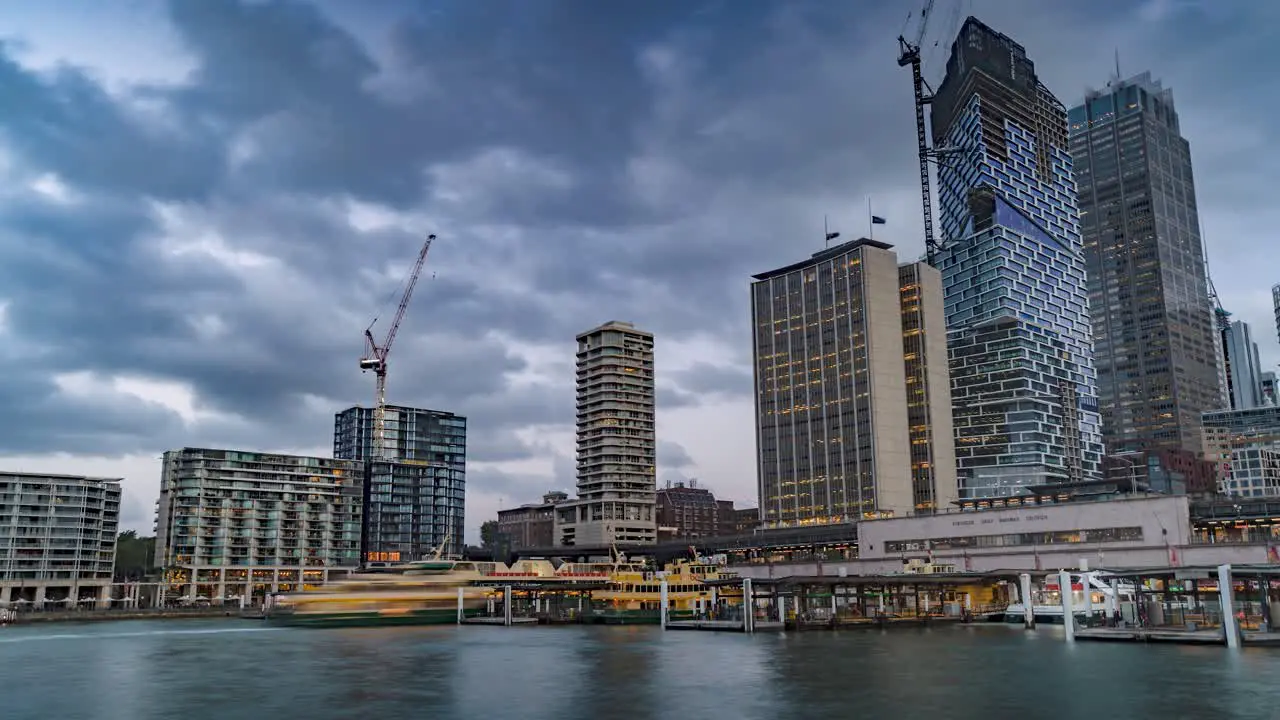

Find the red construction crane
[[360, 233, 435, 459]]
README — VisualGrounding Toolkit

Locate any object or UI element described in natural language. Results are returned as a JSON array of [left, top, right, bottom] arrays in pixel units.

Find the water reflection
[[1, 621, 1279, 719]]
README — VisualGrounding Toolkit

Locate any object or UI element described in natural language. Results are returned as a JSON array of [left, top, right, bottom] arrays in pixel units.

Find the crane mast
[[360, 233, 436, 459], [898, 1, 940, 264]]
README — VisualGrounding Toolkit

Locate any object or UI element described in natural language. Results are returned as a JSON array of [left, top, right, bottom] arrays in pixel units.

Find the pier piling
[[503, 586, 513, 627], [456, 587, 464, 625], [1218, 564, 1239, 648], [1060, 571, 1075, 643], [1019, 573, 1035, 629], [659, 579, 669, 630]]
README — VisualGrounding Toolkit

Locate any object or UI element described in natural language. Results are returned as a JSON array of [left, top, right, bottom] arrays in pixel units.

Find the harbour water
[[3, 620, 1279, 719]]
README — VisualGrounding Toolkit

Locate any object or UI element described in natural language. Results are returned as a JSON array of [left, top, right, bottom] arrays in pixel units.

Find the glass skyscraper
[[931, 18, 1103, 498], [1069, 73, 1223, 456], [333, 405, 466, 562]]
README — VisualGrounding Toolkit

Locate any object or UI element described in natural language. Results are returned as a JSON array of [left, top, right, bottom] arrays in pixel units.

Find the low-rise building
[[1102, 449, 1218, 497], [1203, 405, 1280, 498], [497, 491, 566, 550], [154, 448, 362, 603], [0, 471, 121, 608]]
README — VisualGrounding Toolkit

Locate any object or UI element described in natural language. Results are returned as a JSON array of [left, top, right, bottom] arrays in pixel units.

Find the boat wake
[[0, 626, 281, 644]]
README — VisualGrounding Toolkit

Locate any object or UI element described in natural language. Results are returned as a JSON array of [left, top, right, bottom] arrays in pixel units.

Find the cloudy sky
[[0, 0, 1274, 539]]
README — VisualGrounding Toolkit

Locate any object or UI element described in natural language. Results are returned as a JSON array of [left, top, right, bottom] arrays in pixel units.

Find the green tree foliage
[[480, 520, 500, 548], [114, 531, 156, 581]]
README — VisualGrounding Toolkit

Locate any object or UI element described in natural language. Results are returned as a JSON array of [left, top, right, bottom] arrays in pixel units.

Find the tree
[[114, 531, 156, 581], [480, 520, 500, 549]]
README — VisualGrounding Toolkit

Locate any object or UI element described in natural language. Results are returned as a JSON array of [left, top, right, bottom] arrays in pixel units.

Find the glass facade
[[931, 18, 1103, 498], [363, 460, 466, 562], [333, 405, 467, 562], [1069, 72, 1223, 455], [1221, 320, 1265, 410], [155, 449, 363, 570]]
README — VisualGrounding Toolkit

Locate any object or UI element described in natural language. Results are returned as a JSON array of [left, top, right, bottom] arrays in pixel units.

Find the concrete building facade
[[497, 491, 566, 550], [1069, 72, 1223, 456], [1203, 405, 1280, 498], [154, 449, 362, 602], [655, 482, 741, 541], [0, 472, 120, 608], [751, 237, 948, 527], [899, 261, 959, 513], [931, 17, 1103, 498], [555, 321, 657, 546]]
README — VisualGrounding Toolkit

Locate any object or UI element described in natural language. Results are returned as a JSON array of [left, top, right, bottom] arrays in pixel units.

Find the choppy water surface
[[2, 620, 1278, 719]]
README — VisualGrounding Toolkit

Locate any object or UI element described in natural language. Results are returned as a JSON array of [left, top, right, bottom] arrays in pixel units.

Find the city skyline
[[0, 1, 1276, 541]]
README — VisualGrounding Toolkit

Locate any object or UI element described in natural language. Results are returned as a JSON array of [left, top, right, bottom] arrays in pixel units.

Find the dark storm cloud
[[673, 362, 752, 398], [0, 0, 1274, 470], [657, 440, 694, 469]]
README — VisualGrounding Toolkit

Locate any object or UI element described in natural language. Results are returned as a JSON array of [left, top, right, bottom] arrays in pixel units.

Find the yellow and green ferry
[[267, 558, 494, 628]]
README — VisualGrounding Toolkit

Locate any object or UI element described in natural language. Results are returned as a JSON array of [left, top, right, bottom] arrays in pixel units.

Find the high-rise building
[[899, 261, 960, 512], [554, 321, 656, 546], [1273, 284, 1280, 346], [1222, 319, 1265, 410], [930, 18, 1104, 499], [751, 237, 953, 526], [154, 449, 362, 602], [1, 472, 120, 608], [334, 405, 466, 464], [1261, 372, 1278, 406], [333, 405, 467, 563], [1069, 72, 1223, 456]]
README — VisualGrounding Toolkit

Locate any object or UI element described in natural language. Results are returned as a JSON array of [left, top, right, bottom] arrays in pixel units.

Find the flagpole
[[867, 196, 873, 240]]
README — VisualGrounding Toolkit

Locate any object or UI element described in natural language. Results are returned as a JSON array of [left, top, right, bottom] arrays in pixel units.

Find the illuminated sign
[[366, 552, 401, 563]]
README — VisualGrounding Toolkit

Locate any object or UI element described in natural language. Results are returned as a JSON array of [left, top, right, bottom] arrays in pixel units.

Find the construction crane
[[897, 1, 939, 264], [360, 234, 436, 459]]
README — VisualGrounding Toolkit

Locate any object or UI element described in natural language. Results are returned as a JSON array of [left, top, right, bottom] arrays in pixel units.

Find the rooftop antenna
[[824, 215, 840, 249]]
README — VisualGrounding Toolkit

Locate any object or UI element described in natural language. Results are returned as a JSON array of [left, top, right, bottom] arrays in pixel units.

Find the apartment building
[[0, 472, 120, 608], [154, 448, 362, 602]]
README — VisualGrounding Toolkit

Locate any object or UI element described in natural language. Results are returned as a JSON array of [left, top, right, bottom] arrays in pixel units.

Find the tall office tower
[[1070, 73, 1223, 456], [931, 18, 1103, 498], [899, 261, 960, 513], [1273, 284, 1280, 346], [751, 237, 951, 526], [554, 321, 656, 546], [333, 405, 466, 562], [1222, 319, 1265, 410]]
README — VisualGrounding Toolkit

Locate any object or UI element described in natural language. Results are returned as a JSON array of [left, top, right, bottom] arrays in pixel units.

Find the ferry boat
[[268, 558, 496, 628], [589, 551, 740, 624], [1004, 573, 1135, 625]]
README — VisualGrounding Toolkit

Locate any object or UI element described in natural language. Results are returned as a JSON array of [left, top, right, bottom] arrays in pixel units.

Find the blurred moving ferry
[[268, 544, 738, 628]]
